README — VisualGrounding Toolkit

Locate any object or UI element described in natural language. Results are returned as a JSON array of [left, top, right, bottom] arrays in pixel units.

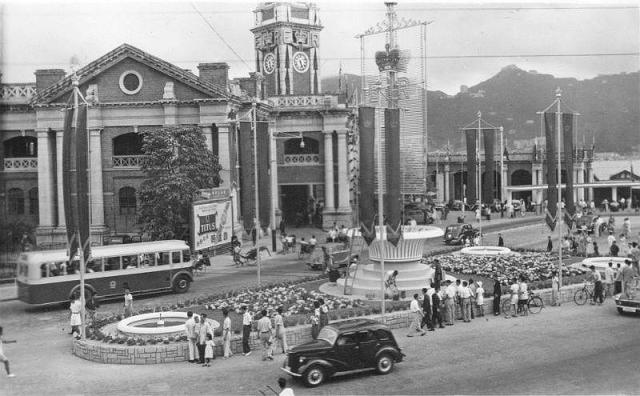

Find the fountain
[[579, 257, 628, 276], [335, 225, 444, 297], [116, 312, 219, 340]]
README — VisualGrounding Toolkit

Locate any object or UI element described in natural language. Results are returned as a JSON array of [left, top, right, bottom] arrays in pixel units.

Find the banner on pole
[[358, 106, 376, 226], [544, 112, 558, 231], [562, 113, 576, 228], [384, 108, 401, 227], [464, 129, 477, 207], [482, 128, 496, 204]]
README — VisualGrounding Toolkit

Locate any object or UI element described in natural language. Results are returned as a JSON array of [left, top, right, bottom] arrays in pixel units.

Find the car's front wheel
[[376, 353, 394, 374], [302, 365, 326, 388]]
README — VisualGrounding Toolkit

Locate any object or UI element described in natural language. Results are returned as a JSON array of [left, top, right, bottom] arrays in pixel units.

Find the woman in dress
[[310, 301, 320, 339], [69, 294, 82, 337], [318, 298, 329, 329], [123, 288, 133, 318], [222, 308, 232, 358]]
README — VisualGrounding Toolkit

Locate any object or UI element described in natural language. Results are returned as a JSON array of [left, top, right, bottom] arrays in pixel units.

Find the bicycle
[[501, 292, 544, 316], [574, 282, 606, 305]]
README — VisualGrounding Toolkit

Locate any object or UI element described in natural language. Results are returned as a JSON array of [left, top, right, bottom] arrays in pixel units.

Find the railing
[[112, 155, 148, 168], [269, 95, 338, 108], [0, 84, 36, 104], [3, 157, 38, 171], [283, 154, 321, 166]]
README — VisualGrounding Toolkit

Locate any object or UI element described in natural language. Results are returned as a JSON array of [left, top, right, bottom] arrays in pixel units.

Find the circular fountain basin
[[459, 246, 514, 256], [117, 312, 219, 339], [579, 257, 628, 274]]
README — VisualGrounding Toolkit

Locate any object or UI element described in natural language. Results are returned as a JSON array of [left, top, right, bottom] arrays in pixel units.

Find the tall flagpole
[[556, 88, 563, 296], [477, 111, 483, 244], [252, 101, 261, 286], [499, 126, 504, 202]]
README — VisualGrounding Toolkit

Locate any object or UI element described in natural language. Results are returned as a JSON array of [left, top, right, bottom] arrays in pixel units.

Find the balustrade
[[3, 157, 38, 171], [112, 155, 148, 168], [283, 154, 321, 166]]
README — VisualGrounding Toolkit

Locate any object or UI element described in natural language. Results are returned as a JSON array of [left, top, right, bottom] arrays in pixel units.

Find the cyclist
[[587, 265, 604, 305]]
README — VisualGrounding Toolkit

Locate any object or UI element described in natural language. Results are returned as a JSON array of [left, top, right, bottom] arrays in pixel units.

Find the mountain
[[322, 66, 640, 153]]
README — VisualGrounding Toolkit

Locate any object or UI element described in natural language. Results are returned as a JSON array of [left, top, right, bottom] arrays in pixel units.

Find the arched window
[[284, 137, 319, 155], [113, 133, 144, 156], [3, 136, 37, 157], [29, 187, 38, 216], [119, 187, 137, 215], [8, 188, 24, 214]]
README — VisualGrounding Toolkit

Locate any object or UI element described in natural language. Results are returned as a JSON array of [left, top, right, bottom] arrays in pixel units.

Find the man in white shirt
[[256, 309, 273, 361], [197, 313, 215, 364], [604, 262, 615, 297], [588, 265, 604, 305], [241, 306, 252, 356], [607, 232, 616, 249], [184, 311, 198, 363], [444, 280, 457, 325], [460, 281, 472, 322], [407, 294, 426, 337]]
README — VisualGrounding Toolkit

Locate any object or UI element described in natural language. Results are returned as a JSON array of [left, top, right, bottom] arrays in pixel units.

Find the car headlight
[[299, 356, 307, 364]]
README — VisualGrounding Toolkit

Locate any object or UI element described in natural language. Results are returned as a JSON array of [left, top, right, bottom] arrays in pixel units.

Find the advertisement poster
[[191, 198, 233, 251]]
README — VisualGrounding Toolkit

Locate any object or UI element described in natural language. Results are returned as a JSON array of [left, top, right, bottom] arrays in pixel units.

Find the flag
[[464, 129, 477, 207], [386, 223, 402, 247], [360, 222, 376, 246], [384, 108, 401, 227], [483, 128, 496, 203], [544, 112, 558, 231], [238, 121, 255, 232], [562, 113, 575, 228], [62, 97, 90, 262], [358, 107, 376, 226]]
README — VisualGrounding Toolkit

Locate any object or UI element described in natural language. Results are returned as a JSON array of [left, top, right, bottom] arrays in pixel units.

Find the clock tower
[[252, 2, 322, 97]]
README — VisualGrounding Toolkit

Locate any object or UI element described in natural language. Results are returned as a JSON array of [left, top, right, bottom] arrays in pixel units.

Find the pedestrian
[[468, 278, 477, 319], [444, 280, 457, 325], [623, 217, 631, 238], [475, 207, 481, 223], [604, 262, 615, 297], [518, 275, 529, 316], [476, 281, 485, 317], [407, 293, 426, 336], [318, 298, 329, 329], [460, 281, 472, 323], [607, 232, 616, 249], [273, 307, 288, 354], [184, 311, 198, 363], [588, 265, 604, 305], [547, 236, 553, 252], [241, 305, 252, 356], [610, 241, 620, 257], [278, 377, 295, 396], [310, 301, 320, 339], [498, 233, 504, 247], [455, 279, 464, 320], [507, 278, 519, 318], [279, 218, 286, 236], [123, 288, 133, 318], [551, 271, 560, 306], [85, 293, 99, 331], [204, 333, 215, 367], [69, 293, 82, 337], [257, 310, 274, 361], [430, 283, 444, 329], [193, 315, 201, 360], [385, 270, 399, 299], [420, 287, 434, 331], [433, 259, 443, 287], [593, 241, 600, 257], [622, 260, 637, 298], [198, 313, 214, 365], [493, 278, 502, 315], [222, 308, 232, 358], [614, 263, 623, 295], [0, 327, 16, 378]]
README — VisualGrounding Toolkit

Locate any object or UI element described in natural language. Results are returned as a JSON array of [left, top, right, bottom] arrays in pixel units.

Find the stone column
[[56, 130, 65, 227], [502, 165, 509, 202], [336, 130, 350, 211], [89, 129, 105, 226], [586, 166, 594, 202], [444, 164, 450, 202], [323, 132, 335, 211], [201, 124, 213, 152], [576, 164, 585, 201], [612, 187, 618, 201], [36, 128, 55, 227]]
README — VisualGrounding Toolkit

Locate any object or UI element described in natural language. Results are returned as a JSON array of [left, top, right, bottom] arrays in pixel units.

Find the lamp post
[[476, 111, 483, 244], [252, 101, 261, 286], [555, 88, 563, 296], [500, 126, 505, 202]]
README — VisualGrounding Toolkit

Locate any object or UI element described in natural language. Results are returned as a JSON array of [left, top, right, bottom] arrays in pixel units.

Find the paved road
[[1, 298, 638, 395]]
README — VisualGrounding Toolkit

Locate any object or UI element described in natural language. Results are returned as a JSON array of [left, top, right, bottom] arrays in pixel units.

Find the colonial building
[[0, 1, 354, 249]]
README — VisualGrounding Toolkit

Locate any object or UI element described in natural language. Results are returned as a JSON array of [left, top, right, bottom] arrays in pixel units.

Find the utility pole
[[252, 101, 261, 285], [555, 88, 563, 295], [477, 111, 482, 244]]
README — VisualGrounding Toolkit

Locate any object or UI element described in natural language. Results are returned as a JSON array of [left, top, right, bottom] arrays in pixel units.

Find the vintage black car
[[281, 319, 404, 387], [443, 223, 479, 245]]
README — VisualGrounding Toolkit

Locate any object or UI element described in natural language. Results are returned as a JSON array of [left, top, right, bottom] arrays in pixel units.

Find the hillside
[[322, 67, 640, 153]]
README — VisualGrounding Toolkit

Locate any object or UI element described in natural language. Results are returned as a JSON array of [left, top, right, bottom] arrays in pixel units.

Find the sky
[[1, 0, 639, 95]]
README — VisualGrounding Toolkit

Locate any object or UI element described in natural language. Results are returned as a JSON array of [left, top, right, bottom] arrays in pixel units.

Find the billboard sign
[[191, 198, 233, 251]]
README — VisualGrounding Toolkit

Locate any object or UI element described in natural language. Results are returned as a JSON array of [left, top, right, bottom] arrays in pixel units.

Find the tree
[[138, 126, 222, 241]]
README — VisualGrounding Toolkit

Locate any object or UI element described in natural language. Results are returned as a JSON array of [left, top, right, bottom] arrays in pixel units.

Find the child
[[475, 281, 485, 317], [123, 288, 133, 317], [0, 326, 16, 377], [518, 275, 529, 316], [204, 333, 215, 367]]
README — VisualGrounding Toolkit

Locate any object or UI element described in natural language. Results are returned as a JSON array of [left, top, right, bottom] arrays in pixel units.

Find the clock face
[[292, 51, 309, 73], [263, 53, 276, 74]]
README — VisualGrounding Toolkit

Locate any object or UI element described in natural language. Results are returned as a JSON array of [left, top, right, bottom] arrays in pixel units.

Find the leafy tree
[[138, 126, 222, 241]]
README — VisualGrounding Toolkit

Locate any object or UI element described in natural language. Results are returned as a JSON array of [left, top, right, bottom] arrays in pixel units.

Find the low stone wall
[[73, 283, 584, 364]]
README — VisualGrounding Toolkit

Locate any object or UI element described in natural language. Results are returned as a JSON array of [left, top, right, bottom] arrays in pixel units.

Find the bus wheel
[[173, 276, 191, 293]]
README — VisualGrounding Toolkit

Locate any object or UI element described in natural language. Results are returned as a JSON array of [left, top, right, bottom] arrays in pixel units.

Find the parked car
[[443, 223, 479, 245], [403, 203, 430, 224], [281, 319, 404, 387], [450, 200, 469, 211]]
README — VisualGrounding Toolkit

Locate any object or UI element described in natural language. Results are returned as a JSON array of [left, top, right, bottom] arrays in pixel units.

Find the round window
[[119, 71, 143, 95]]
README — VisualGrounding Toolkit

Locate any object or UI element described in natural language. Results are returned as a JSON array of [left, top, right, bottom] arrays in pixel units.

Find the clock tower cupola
[[252, 2, 322, 97]]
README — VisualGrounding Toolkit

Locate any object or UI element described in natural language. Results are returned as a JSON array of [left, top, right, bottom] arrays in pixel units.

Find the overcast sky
[[1, 0, 639, 94]]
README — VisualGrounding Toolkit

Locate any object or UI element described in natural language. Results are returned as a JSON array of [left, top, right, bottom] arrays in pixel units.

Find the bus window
[[105, 256, 121, 271], [172, 251, 181, 264], [19, 263, 28, 277], [158, 252, 171, 266], [182, 250, 191, 262], [68, 260, 80, 275], [87, 259, 102, 273], [123, 255, 138, 269], [41, 264, 48, 278]]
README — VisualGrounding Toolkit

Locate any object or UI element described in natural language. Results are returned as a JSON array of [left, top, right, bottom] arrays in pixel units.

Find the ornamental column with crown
[[252, 3, 322, 97]]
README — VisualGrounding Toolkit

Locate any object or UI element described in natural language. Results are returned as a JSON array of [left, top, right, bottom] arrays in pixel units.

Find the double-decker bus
[[16, 240, 194, 305]]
